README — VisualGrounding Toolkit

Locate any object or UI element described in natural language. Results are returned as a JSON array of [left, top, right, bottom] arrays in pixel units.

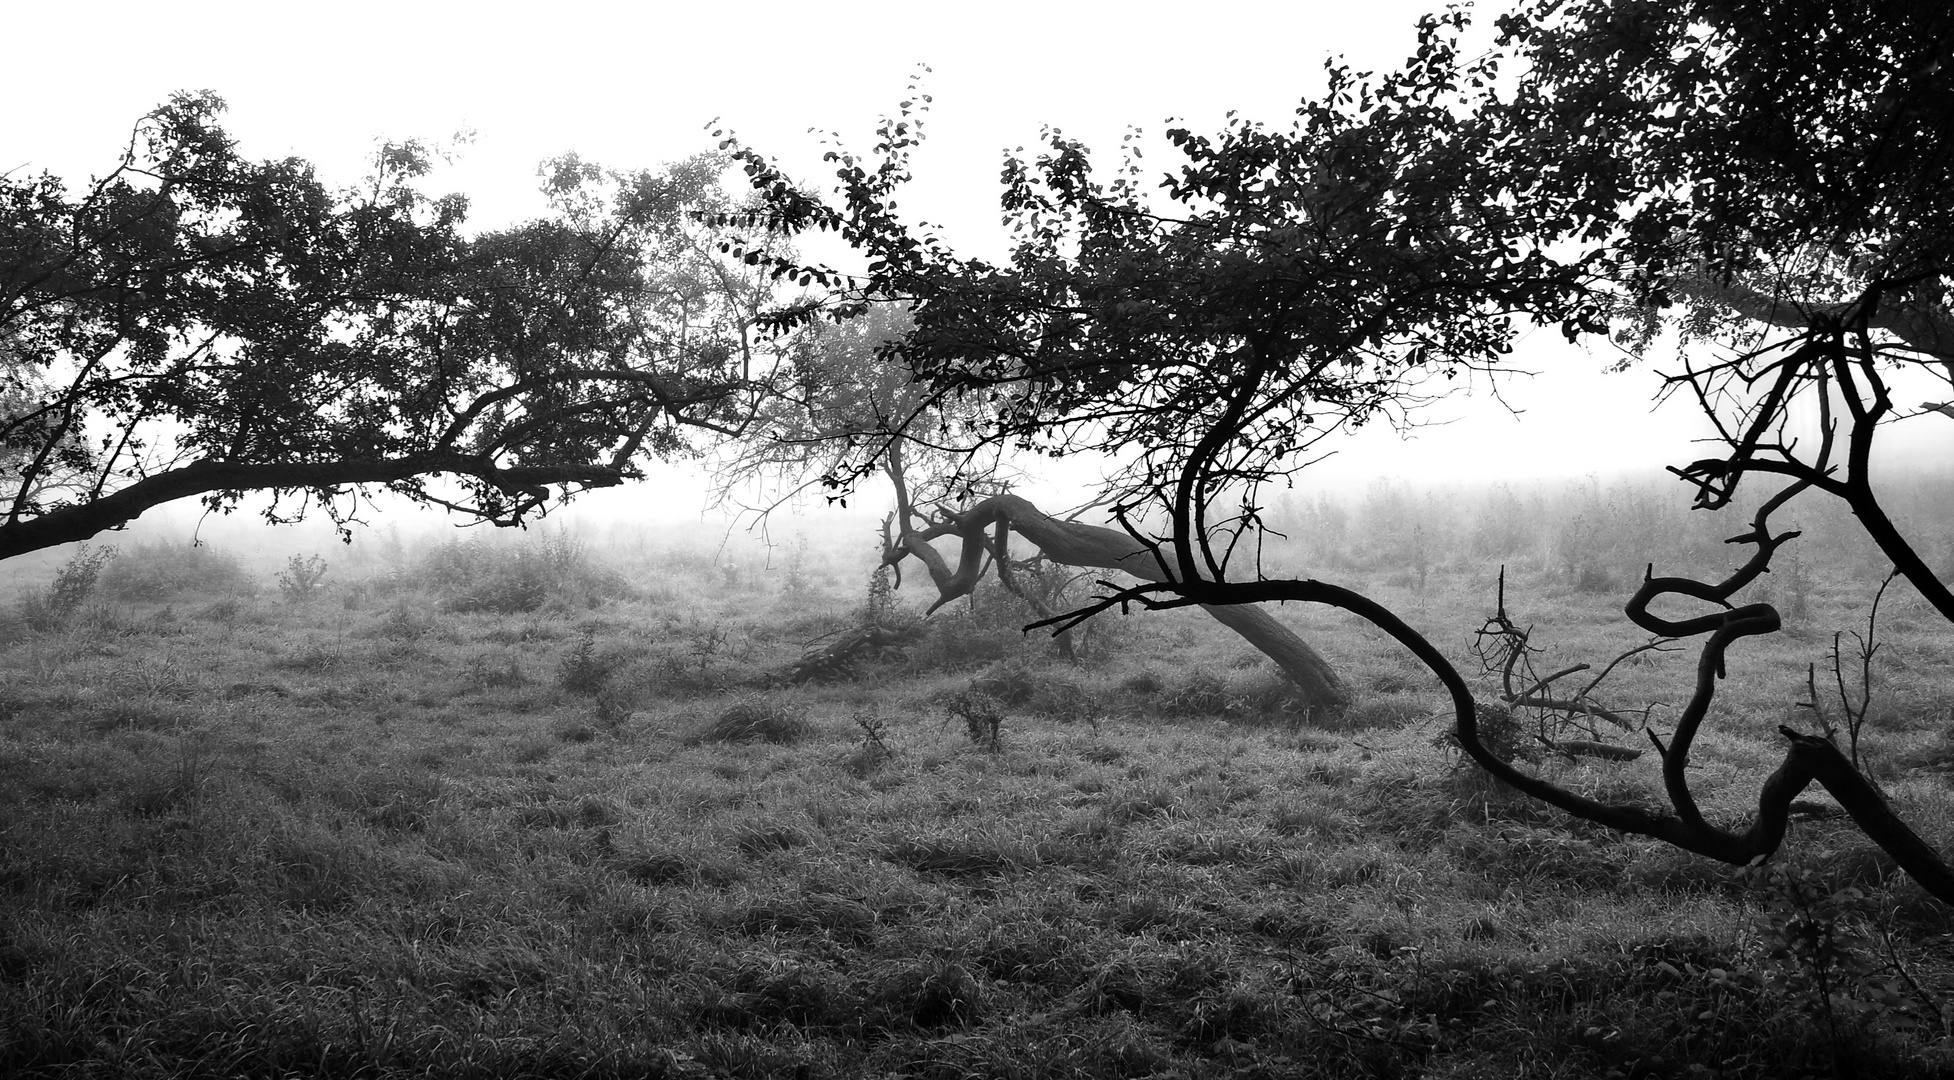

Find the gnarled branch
[[880, 485, 1351, 712]]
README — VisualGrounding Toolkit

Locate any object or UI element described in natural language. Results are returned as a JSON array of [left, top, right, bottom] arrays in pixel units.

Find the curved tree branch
[[1024, 466, 1954, 906], [883, 490, 1350, 711]]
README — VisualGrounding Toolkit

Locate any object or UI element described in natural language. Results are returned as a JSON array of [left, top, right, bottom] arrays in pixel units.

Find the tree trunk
[[1196, 603, 1348, 714], [892, 492, 1351, 714]]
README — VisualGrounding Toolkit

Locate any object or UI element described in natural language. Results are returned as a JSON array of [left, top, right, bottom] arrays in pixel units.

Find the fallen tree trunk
[[887, 490, 1351, 715], [787, 622, 927, 683]]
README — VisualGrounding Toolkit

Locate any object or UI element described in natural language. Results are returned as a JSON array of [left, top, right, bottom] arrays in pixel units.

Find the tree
[[1361, 1, 1954, 901], [716, 36, 1601, 708], [721, 298, 1352, 707], [0, 93, 777, 561], [1399, 0, 1954, 901], [721, 7, 1954, 904], [1493, 0, 1954, 614]]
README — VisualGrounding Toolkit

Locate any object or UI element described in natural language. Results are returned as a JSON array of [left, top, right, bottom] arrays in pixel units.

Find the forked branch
[[1473, 565, 1661, 744]]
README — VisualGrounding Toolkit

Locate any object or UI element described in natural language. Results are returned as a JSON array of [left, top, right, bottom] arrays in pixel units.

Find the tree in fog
[[1498, 0, 1954, 616], [722, 3, 1954, 903], [1407, 0, 1954, 900], [0, 94, 778, 561], [714, 32, 1602, 708], [1436, 0, 1954, 900], [720, 299, 1351, 702]]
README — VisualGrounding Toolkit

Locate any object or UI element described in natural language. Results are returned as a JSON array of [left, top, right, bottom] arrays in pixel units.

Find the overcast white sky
[[7, 0, 1943, 527]]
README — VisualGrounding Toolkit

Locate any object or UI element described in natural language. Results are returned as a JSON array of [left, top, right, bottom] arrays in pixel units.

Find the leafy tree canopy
[[716, 3, 1954, 901], [1, 93, 780, 560], [1495, 0, 1954, 619], [1499, 0, 1953, 319], [716, 30, 1604, 583]]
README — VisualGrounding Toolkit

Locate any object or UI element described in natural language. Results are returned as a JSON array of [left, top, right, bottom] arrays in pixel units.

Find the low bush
[[947, 689, 1006, 749], [904, 584, 1041, 671], [369, 604, 435, 641], [97, 541, 243, 602], [19, 544, 118, 629], [557, 634, 621, 695], [411, 532, 634, 614], [274, 554, 329, 603], [969, 658, 1040, 706]]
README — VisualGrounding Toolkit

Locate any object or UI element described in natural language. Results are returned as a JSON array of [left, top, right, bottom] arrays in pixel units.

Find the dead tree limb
[[1472, 566, 1657, 749]]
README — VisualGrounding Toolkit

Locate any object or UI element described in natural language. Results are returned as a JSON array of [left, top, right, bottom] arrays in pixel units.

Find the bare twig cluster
[[1471, 566, 1664, 761]]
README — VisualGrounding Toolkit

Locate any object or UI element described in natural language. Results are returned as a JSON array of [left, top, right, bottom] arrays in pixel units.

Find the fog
[[8, 0, 1950, 585]]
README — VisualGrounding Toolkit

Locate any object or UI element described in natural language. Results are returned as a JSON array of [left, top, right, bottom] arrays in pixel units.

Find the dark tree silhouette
[[1, 94, 778, 560], [714, 35, 1601, 710], [721, 5, 1954, 903], [1495, 0, 1954, 617], [718, 302, 1349, 706]]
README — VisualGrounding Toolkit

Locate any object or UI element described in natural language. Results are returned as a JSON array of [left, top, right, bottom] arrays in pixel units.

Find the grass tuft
[[698, 697, 812, 744]]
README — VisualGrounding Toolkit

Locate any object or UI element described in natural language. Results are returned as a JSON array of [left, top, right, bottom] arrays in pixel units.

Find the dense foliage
[[1496, 1, 1954, 626], [713, 1, 1954, 902], [1498, 0, 1953, 315], [720, 26, 1603, 580], [1, 93, 777, 560]]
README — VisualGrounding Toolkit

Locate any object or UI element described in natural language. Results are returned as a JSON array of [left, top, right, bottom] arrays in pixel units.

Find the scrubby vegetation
[[5, 481, 1954, 1079]]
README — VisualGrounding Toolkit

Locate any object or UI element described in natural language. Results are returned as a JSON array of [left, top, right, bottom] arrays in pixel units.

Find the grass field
[[6, 504, 1954, 1079]]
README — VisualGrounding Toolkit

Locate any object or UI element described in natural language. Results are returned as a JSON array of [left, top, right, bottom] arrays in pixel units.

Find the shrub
[[557, 634, 623, 695], [780, 536, 815, 604], [371, 604, 432, 640], [19, 544, 117, 629], [97, 541, 242, 601], [970, 659, 1040, 706], [50, 543, 116, 611], [275, 554, 329, 602], [415, 533, 631, 614], [947, 690, 1006, 749], [650, 648, 728, 696], [846, 712, 897, 776], [862, 565, 897, 624], [592, 685, 636, 729], [907, 584, 1035, 671], [1455, 701, 1531, 760]]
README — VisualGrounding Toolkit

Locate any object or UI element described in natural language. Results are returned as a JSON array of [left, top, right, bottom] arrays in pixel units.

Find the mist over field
[[8, 1, 1954, 1077], [9, 461, 1954, 1076]]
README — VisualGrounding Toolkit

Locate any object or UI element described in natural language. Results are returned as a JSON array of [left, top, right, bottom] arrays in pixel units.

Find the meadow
[[6, 475, 1954, 1079]]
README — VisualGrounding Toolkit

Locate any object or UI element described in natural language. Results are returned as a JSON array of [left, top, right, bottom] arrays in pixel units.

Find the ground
[[5, 496, 1954, 1079]]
